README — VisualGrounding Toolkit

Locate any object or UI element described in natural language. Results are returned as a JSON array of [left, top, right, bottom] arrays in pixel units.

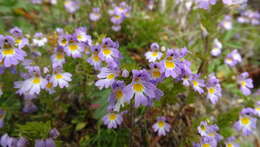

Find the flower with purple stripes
[[190, 74, 205, 94], [145, 43, 163, 62], [0, 36, 26, 67], [237, 72, 253, 96], [161, 49, 181, 78], [95, 67, 118, 89], [123, 69, 163, 107], [206, 73, 222, 104], [225, 50, 242, 67], [108, 80, 128, 112], [234, 108, 257, 136], [152, 116, 171, 136], [102, 112, 123, 128]]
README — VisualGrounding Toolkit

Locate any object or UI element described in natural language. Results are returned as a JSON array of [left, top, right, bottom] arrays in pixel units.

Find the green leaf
[[76, 122, 87, 131]]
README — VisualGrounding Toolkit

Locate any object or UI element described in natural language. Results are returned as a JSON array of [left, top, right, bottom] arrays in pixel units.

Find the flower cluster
[[194, 121, 223, 147], [108, 2, 131, 31], [0, 134, 28, 147], [237, 10, 260, 25]]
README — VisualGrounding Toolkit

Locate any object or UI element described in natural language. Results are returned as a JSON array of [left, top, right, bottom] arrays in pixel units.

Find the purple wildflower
[[87, 45, 102, 70], [95, 67, 119, 89], [14, 66, 47, 95], [225, 50, 242, 67], [108, 80, 128, 112], [49, 128, 60, 139], [102, 112, 123, 128], [234, 108, 257, 136], [32, 32, 47, 47], [123, 69, 163, 107], [50, 68, 72, 88], [190, 74, 205, 94], [0, 36, 27, 67], [237, 72, 253, 95], [161, 49, 182, 78], [99, 38, 121, 64], [145, 43, 163, 62], [237, 10, 260, 25], [74, 27, 92, 43], [210, 39, 222, 57], [64, 35, 84, 58], [149, 62, 165, 84], [152, 116, 171, 136], [64, 0, 80, 14], [206, 73, 222, 104], [196, 0, 216, 9], [219, 15, 233, 30], [51, 46, 66, 67], [89, 8, 101, 22]]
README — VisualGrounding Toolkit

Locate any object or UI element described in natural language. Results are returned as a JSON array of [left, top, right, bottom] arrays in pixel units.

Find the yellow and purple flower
[[225, 50, 242, 67], [0, 36, 27, 67], [237, 72, 253, 96], [95, 67, 118, 89], [123, 69, 163, 107], [152, 116, 171, 136], [89, 8, 101, 22], [206, 73, 222, 104], [102, 112, 123, 128], [14, 66, 47, 95], [234, 108, 257, 136], [108, 80, 128, 112], [145, 43, 163, 62]]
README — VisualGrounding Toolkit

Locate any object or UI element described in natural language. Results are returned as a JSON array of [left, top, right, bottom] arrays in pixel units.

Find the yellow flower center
[[92, 55, 100, 62], [165, 61, 175, 69], [56, 53, 64, 60], [103, 48, 112, 56], [46, 82, 53, 88], [68, 44, 78, 51], [133, 83, 144, 93], [192, 80, 199, 87], [77, 35, 84, 41], [240, 117, 250, 125], [240, 81, 246, 87], [2, 49, 15, 56], [151, 52, 158, 57], [32, 77, 41, 84], [108, 113, 117, 121], [208, 87, 215, 94], [115, 15, 121, 19], [152, 70, 161, 78], [200, 125, 206, 131], [226, 143, 234, 147], [202, 144, 211, 147], [107, 74, 115, 80], [157, 121, 165, 128], [55, 74, 63, 80], [115, 90, 123, 100], [255, 108, 260, 112], [15, 39, 22, 45]]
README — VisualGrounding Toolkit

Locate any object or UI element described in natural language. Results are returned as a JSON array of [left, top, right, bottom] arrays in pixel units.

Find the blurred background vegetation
[[0, 0, 259, 146]]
